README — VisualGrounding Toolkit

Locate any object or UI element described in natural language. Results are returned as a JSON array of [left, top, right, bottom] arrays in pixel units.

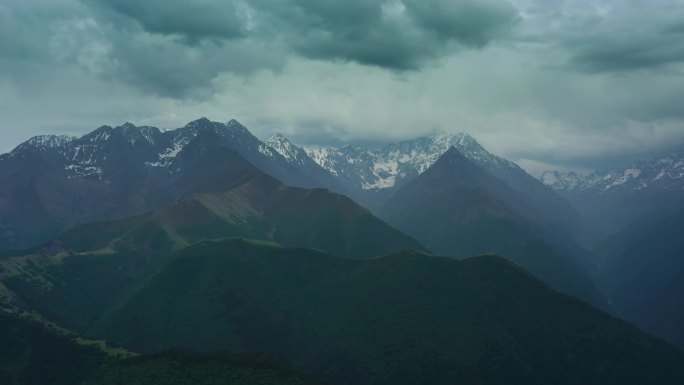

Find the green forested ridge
[[2, 237, 684, 384], [0, 311, 107, 385], [83, 350, 316, 385], [80, 239, 684, 385], [0, 311, 318, 385]]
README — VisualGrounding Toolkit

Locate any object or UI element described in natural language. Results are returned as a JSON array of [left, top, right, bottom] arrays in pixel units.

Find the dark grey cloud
[[568, 24, 684, 73], [82, 0, 247, 42], [103, 32, 285, 97], [78, 0, 519, 74], [552, 2, 684, 73], [0, 0, 286, 98], [406, 0, 517, 46], [2, 0, 511, 95], [252, 0, 518, 69]]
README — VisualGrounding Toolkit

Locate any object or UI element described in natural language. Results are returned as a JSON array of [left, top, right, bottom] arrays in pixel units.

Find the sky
[[1, 0, 684, 175]]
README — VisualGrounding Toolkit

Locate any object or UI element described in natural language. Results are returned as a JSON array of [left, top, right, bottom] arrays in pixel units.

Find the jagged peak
[[266, 134, 294, 150], [439, 146, 469, 161], [424, 146, 480, 174], [81, 125, 115, 143], [12, 134, 76, 153], [267, 133, 290, 143], [225, 119, 253, 136], [184, 117, 216, 129], [422, 146, 495, 183], [77, 123, 162, 146], [226, 118, 244, 127], [28, 134, 75, 146], [429, 132, 484, 149], [120, 122, 137, 130]]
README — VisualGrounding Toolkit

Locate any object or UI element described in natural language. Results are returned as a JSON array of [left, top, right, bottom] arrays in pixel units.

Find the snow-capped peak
[[184, 117, 213, 129], [266, 133, 310, 164], [17, 135, 76, 151], [267, 133, 289, 143], [226, 119, 250, 134], [117, 124, 160, 146], [541, 148, 684, 194], [299, 132, 516, 190], [82, 126, 114, 143]]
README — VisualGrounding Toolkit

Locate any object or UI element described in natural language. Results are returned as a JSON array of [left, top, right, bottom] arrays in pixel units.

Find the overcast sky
[[2, 0, 684, 174]]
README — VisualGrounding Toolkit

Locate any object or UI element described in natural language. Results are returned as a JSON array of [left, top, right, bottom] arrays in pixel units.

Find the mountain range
[[2, 117, 684, 383], [0, 119, 345, 252], [267, 134, 597, 306], [0, 119, 596, 303], [262, 129, 600, 305], [541, 147, 684, 350], [540, 148, 684, 239]]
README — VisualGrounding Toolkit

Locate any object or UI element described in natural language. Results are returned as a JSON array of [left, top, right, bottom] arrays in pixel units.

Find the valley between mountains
[[1, 118, 683, 384]]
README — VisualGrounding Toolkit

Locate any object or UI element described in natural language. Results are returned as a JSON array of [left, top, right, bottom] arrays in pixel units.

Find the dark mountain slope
[[0, 311, 318, 385], [0, 311, 109, 385], [189, 119, 333, 191], [89, 239, 684, 385], [378, 147, 603, 308], [84, 350, 317, 385], [0, 166, 421, 332], [597, 209, 684, 349], [48, 169, 423, 259]]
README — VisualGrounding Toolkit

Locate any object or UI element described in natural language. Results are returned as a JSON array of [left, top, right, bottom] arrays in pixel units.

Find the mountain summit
[[0, 119, 343, 251], [299, 133, 515, 192]]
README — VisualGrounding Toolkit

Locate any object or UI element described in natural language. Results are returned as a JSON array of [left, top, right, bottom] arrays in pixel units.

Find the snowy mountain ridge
[[6, 120, 526, 196], [265, 133, 312, 166], [541, 149, 684, 194], [4, 118, 343, 193], [293, 133, 519, 190]]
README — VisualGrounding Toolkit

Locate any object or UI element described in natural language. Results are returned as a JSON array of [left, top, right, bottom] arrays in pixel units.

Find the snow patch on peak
[[9, 134, 76, 157], [301, 132, 510, 190], [602, 169, 642, 191], [117, 124, 159, 146], [301, 145, 339, 175], [185, 117, 212, 128], [257, 142, 279, 158], [543, 150, 684, 194], [146, 135, 191, 168], [267, 133, 288, 142], [24, 135, 76, 149], [266, 134, 295, 159], [226, 119, 249, 133], [82, 126, 114, 143]]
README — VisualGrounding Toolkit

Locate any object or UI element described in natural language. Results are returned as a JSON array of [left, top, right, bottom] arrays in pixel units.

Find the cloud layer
[[1, 0, 684, 173]]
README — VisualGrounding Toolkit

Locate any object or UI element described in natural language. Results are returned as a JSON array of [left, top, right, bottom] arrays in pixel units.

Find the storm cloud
[[558, 1, 684, 73], [251, 0, 518, 69], [1, 0, 684, 173]]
